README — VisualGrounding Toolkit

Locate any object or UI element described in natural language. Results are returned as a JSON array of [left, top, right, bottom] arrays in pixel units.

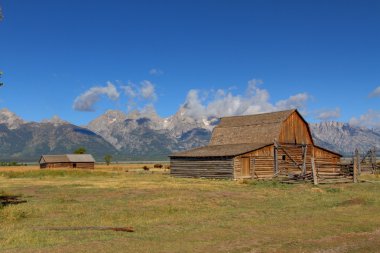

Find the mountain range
[[0, 108, 379, 162]]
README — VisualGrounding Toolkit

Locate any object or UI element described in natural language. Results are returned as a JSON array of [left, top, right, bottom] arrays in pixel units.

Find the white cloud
[[182, 79, 310, 119], [349, 110, 380, 129], [276, 93, 309, 111], [120, 80, 157, 112], [315, 108, 341, 120], [140, 80, 157, 100], [73, 82, 119, 111], [369, 86, 380, 98], [121, 83, 137, 98], [149, 68, 164, 76]]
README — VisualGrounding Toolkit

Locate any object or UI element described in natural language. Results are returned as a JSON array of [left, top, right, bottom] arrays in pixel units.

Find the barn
[[39, 154, 95, 169], [170, 109, 342, 180]]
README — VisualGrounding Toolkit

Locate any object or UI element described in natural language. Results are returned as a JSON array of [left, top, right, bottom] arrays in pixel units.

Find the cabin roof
[[209, 109, 295, 145], [314, 145, 342, 157], [170, 143, 271, 157], [39, 154, 95, 163]]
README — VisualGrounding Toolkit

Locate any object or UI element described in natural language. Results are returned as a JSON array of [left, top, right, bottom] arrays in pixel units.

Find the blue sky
[[0, 0, 379, 127]]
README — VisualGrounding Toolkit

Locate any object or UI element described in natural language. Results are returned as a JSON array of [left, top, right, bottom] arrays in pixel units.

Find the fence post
[[311, 157, 318, 185], [372, 147, 377, 174], [353, 149, 359, 183]]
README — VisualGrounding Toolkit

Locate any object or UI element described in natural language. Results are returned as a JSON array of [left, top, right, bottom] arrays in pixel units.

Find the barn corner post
[[301, 143, 307, 175], [311, 157, 318, 185], [273, 139, 279, 176]]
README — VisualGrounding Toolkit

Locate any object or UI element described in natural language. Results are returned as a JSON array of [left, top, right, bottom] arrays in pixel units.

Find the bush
[[104, 154, 112, 165], [73, 147, 86, 154]]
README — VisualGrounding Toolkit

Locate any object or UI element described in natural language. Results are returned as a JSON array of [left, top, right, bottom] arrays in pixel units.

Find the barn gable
[[278, 110, 314, 145]]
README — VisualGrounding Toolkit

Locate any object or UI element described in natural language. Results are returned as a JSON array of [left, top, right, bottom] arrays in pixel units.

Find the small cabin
[[39, 154, 95, 169], [170, 109, 342, 180]]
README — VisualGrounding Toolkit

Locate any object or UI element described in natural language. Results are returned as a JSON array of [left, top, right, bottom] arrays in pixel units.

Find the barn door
[[241, 157, 250, 177]]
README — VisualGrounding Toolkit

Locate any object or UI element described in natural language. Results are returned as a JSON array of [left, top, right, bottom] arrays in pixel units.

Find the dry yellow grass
[[1, 167, 380, 252]]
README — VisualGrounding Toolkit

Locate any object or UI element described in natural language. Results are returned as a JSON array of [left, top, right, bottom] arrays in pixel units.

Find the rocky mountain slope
[[86, 107, 212, 159], [0, 108, 379, 161], [310, 121, 380, 156], [0, 109, 118, 161]]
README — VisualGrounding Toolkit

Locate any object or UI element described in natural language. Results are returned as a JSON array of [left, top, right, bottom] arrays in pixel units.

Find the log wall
[[234, 144, 341, 180], [170, 157, 234, 179], [40, 162, 94, 169], [313, 146, 341, 174]]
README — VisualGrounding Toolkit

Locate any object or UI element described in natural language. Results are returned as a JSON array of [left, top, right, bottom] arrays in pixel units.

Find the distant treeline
[[0, 161, 27, 166]]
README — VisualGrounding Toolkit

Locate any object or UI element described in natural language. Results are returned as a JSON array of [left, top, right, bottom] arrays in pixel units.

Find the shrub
[[104, 154, 112, 165], [73, 147, 86, 154]]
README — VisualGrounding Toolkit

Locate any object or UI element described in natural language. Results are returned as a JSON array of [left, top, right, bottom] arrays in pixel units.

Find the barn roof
[[170, 109, 306, 158], [39, 154, 95, 163], [209, 109, 295, 145], [170, 143, 271, 157]]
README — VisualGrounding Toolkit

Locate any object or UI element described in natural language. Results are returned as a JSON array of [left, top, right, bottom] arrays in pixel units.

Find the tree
[[73, 147, 86, 154], [104, 154, 112, 165]]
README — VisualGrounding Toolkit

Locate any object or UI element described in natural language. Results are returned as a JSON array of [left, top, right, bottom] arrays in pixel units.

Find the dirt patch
[[338, 197, 366, 206]]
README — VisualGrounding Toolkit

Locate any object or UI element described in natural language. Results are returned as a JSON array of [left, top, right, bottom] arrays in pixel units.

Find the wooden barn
[[39, 154, 95, 169], [170, 109, 342, 180]]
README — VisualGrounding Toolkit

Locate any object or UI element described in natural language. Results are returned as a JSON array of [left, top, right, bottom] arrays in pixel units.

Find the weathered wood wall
[[279, 111, 313, 144], [234, 144, 341, 180], [40, 162, 94, 169], [313, 146, 341, 174], [170, 157, 234, 179]]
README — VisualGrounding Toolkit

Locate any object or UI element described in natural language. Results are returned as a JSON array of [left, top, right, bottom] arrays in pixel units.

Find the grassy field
[[1, 165, 380, 252]]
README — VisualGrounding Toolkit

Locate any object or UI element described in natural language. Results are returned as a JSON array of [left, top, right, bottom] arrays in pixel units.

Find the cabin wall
[[40, 162, 94, 169], [234, 146, 275, 179], [170, 157, 234, 179], [279, 111, 313, 145], [234, 144, 316, 179], [313, 146, 341, 173]]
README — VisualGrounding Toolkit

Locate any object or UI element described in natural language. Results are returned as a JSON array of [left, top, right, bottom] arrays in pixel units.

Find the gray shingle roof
[[170, 143, 271, 157], [209, 109, 295, 145], [170, 110, 298, 158]]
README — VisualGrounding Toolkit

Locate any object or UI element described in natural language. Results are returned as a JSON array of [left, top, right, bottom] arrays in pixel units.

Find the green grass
[[1, 169, 380, 252]]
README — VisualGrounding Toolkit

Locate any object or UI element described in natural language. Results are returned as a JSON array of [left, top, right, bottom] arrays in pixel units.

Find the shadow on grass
[[0, 194, 27, 207]]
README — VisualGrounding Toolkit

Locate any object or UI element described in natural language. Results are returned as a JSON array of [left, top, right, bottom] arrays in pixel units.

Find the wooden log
[[311, 158, 318, 185], [354, 149, 359, 183], [274, 142, 279, 175], [302, 144, 307, 175], [372, 147, 377, 174]]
